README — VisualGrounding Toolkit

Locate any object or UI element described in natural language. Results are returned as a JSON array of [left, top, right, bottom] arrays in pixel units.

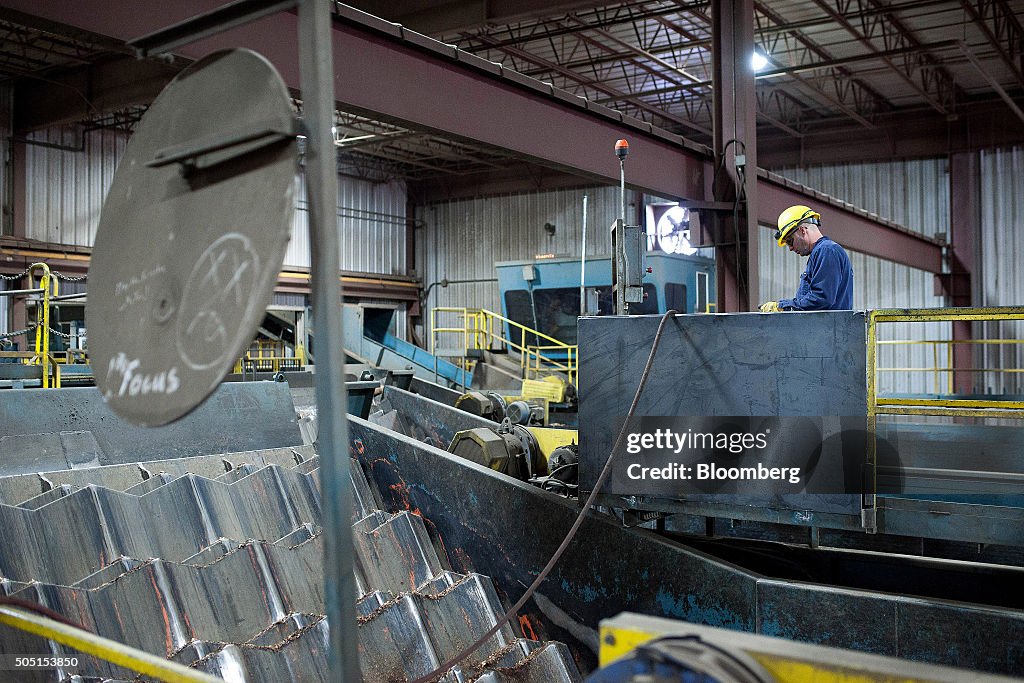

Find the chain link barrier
[[0, 268, 31, 282], [52, 270, 87, 282], [0, 268, 87, 283], [0, 324, 37, 341]]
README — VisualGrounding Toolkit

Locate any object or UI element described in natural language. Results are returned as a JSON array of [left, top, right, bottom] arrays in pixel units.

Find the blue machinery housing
[[496, 253, 716, 346]]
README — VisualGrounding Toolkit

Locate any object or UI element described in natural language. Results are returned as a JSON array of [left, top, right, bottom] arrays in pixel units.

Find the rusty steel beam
[[712, 0, 759, 311], [758, 170, 943, 274], [2, 0, 710, 200], [946, 152, 979, 393]]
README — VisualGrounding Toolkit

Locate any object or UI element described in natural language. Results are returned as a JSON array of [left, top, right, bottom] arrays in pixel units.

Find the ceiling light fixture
[[751, 50, 768, 72]]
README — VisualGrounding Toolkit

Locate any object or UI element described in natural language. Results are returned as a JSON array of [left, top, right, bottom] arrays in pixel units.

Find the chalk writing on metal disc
[[87, 49, 297, 427]]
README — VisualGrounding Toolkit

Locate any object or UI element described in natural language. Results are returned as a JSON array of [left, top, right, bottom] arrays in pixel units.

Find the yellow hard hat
[[775, 205, 821, 246]]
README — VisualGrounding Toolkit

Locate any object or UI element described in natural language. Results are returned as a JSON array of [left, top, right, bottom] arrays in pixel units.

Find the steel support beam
[[959, 0, 1024, 91], [758, 98, 1024, 166], [945, 152, 980, 393], [809, 0, 960, 116], [347, 0, 624, 35], [758, 170, 943, 274], [0, 0, 705, 201], [1, 0, 934, 266], [712, 0, 759, 312], [12, 56, 180, 132]]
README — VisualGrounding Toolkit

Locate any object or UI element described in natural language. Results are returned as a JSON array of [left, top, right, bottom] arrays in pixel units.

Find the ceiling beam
[[810, 0, 960, 115], [345, 0, 633, 35], [465, 30, 715, 138], [753, 1, 889, 128], [758, 97, 1024, 166], [12, 55, 180, 131], [0, 0, 939, 272], [959, 0, 1024, 91], [758, 170, 943, 273]]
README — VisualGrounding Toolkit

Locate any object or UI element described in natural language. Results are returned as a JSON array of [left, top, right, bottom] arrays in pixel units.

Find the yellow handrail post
[[947, 340, 954, 395], [864, 311, 878, 533], [520, 327, 526, 375], [28, 263, 57, 389]]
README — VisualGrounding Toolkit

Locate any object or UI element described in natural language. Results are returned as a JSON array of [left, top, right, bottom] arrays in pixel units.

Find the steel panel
[[577, 312, 866, 515], [286, 173, 408, 274], [756, 579, 898, 656], [25, 125, 129, 247], [348, 415, 1024, 676], [375, 385, 496, 449], [897, 599, 1024, 673], [0, 382, 301, 469]]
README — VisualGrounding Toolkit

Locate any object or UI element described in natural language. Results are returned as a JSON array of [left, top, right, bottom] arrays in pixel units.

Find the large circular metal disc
[[87, 49, 296, 426]]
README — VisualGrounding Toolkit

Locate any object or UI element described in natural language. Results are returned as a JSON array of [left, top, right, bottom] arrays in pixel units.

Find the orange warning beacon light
[[615, 138, 629, 160]]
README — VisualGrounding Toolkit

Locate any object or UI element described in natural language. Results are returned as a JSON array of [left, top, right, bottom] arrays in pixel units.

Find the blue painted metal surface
[[341, 305, 471, 388], [496, 253, 716, 346]]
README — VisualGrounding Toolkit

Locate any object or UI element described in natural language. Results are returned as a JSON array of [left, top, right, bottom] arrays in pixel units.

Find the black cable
[[545, 462, 579, 477], [410, 309, 679, 683], [712, 138, 750, 304], [635, 634, 773, 683]]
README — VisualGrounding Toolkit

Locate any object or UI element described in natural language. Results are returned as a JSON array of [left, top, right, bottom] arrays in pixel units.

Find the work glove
[[759, 301, 781, 313]]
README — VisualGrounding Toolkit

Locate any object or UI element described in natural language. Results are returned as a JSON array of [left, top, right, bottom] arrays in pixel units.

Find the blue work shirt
[[778, 236, 853, 311]]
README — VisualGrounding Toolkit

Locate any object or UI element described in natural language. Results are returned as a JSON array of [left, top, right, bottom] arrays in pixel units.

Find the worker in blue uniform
[[759, 205, 853, 312]]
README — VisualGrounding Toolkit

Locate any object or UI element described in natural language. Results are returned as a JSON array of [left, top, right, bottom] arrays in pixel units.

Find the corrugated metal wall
[[22, 124, 408, 275], [287, 173, 407, 274], [0, 280, 6, 336], [0, 87, 9, 333], [0, 86, 10, 238], [979, 145, 1024, 393], [415, 186, 620, 321], [25, 126, 128, 246], [767, 159, 949, 395]]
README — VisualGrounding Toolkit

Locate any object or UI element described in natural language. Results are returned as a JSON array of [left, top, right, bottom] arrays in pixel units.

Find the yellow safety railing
[[877, 338, 1024, 395], [431, 307, 577, 384], [0, 604, 221, 683], [869, 308, 1024, 416], [865, 307, 1024, 529], [233, 340, 306, 374], [429, 307, 481, 384], [27, 263, 60, 388]]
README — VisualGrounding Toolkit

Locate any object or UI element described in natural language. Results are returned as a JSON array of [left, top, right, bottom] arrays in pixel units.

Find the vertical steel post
[[948, 151, 979, 394], [619, 159, 626, 227], [580, 194, 588, 316], [297, 1, 359, 680], [711, 0, 759, 311], [864, 310, 878, 533]]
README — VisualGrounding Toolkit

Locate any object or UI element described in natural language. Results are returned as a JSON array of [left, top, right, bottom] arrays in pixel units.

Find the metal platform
[[577, 312, 1024, 547]]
